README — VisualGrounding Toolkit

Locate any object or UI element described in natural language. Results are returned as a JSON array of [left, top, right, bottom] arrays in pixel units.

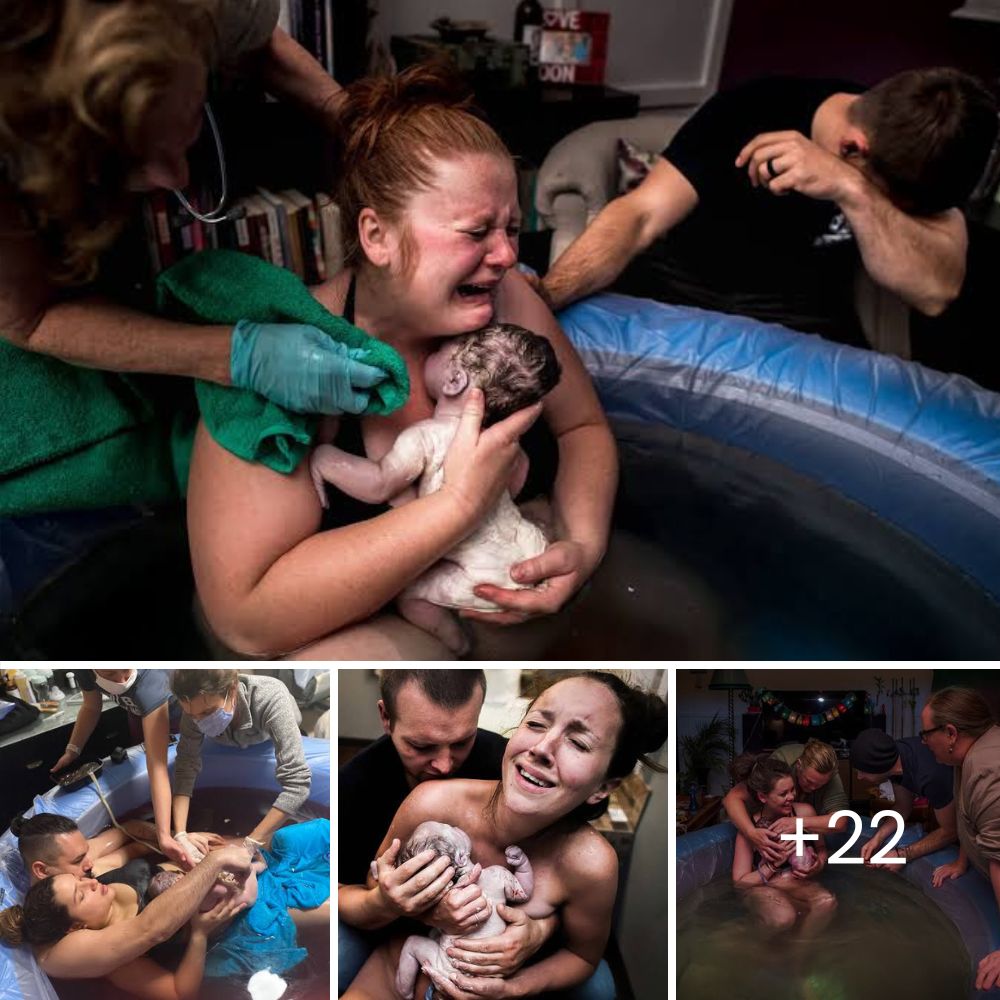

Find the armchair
[[534, 112, 911, 357]]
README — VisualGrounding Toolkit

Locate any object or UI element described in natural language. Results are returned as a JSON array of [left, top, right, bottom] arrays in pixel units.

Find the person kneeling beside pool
[[310, 324, 561, 655]]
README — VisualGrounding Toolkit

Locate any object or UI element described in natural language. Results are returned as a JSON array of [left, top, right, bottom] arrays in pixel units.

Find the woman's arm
[[171, 717, 205, 840], [257, 26, 344, 129], [188, 391, 541, 655], [104, 895, 245, 1000], [732, 831, 762, 887], [247, 685, 312, 844], [40, 847, 251, 979], [141, 705, 188, 867], [469, 270, 617, 621], [431, 834, 618, 998], [50, 689, 103, 774]]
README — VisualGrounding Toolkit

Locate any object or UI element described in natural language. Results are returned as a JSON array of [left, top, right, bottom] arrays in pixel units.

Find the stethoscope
[[171, 102, 245, 224]]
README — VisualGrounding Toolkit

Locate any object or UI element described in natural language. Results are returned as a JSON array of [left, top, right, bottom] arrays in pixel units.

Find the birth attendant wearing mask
[[169, 671, 311, 852], [49, 669, 191, 868]]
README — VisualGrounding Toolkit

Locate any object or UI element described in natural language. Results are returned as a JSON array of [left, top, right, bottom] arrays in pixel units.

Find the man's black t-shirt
[[338, 728, 508, 886], [615, 77, 867, 344], [894, 736, 954, 810]]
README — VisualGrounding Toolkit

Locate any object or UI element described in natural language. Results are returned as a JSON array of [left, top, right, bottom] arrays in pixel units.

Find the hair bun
[[635, 689, 669, 755], [9, 815, 24, 837]]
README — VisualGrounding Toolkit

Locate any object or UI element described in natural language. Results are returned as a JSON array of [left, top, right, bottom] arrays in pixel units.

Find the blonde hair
[[926, 687, 994, 739], [798, 738, 837, 775], [0, 0, 217, 283]]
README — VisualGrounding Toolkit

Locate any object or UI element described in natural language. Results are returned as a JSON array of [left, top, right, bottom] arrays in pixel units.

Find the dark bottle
[[514, 0, 544, 66]]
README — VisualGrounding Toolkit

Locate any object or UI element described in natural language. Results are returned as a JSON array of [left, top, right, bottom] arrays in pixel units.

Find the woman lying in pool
[[731, 755, 837, 938], [0, 840, 255, 999], [340, 671, 668, 999], [0, 821, 331, 999]]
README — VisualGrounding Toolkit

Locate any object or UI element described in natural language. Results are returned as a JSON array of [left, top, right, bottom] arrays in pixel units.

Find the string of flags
[[754, 689, 857, 727]]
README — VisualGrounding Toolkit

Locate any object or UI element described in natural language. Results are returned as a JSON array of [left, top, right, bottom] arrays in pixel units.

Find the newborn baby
[[148, 839, 266, 912], [755, 817, 816, 880], [382, 821, 533, 1000], [310, 323, 561, 654]]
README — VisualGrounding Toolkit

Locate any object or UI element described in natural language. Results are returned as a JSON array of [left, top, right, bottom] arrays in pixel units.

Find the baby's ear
[[441, 365, 470, 398]]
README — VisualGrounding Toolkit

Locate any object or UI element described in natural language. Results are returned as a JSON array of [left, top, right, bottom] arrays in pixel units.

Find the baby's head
[[398, 821, 474, 881], [424, 324, 562, 425]]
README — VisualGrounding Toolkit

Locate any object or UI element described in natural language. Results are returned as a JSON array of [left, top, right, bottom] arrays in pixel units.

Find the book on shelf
[[136, 188, 341, 283]]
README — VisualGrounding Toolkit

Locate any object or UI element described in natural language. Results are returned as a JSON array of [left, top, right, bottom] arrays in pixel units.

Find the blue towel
[[205, 818, 330, 977]]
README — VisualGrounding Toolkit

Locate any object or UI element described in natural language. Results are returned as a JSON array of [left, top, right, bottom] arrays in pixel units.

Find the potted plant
[[679, 713, 731, 793]]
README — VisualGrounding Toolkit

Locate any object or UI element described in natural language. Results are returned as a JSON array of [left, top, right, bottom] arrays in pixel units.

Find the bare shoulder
[[555, 824, 618, 887], [401, 778, 492, 818]]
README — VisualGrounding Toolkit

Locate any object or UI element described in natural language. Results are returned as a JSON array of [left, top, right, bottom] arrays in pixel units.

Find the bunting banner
[[754, 689, 857, 726]]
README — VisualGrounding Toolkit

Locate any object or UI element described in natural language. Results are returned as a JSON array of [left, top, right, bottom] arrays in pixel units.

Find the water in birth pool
[[52, 788, 330, 1000], [676, 867, 970, 1000]]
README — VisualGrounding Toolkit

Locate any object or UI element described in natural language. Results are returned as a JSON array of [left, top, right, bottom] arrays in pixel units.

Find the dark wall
[[720, 1, 999, 88]]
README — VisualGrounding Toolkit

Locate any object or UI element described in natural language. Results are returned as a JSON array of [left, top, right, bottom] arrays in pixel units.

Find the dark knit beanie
[[850, 729, 899, 774]]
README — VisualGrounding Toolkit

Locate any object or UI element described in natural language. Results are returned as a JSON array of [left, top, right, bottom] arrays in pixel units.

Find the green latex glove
[[230, 319, 388, 415]]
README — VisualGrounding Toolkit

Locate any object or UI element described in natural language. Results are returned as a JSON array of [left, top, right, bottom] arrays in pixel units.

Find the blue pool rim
[[0, 738, 330, 1000], [677, 822, 1000, 999], [560, 293, 1000, 602]]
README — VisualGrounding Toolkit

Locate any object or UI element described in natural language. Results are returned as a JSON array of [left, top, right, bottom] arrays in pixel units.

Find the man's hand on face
[[374, 839, 456, 919], [425, 865, 489, 935], [447, 903, 549, 977], [735, 130, 861, 204]]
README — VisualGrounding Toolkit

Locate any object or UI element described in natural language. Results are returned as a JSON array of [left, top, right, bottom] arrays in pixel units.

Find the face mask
[[194, 689, 234, 738], [95, 670, 138, 696]]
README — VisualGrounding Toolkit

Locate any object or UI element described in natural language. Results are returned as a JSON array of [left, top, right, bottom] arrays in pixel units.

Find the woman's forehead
[[413, 155, 517, 213], [532, 677, 621, 731]]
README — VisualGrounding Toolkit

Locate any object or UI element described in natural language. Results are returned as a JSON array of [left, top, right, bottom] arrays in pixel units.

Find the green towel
[[0, 341, 184, 515], [156, 249, 409, 472]]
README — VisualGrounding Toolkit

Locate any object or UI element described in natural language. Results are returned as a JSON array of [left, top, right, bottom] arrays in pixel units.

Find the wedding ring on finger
[[766, 158, 779, 180]]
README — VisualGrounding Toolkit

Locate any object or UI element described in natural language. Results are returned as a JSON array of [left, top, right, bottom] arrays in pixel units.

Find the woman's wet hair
[[170, 668, 239, 701], [0, 877, 74, 946], [926, 687, 995, 739], [0, 0, 217, 283], [333, 60, 512, 270], [11, 813, 78, 866], [733, 753, 793, 806]]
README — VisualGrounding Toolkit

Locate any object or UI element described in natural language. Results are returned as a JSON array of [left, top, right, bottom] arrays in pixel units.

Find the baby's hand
[[505, 846, 527, 870]]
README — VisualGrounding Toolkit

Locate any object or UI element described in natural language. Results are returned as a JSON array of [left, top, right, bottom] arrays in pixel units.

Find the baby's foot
[[505, 845, 526, 869]]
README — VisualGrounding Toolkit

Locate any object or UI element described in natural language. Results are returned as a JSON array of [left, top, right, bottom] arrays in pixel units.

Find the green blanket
[[157, 250, 408, 472], [0, 249, 408, 515], [0, 342, 186, 515]]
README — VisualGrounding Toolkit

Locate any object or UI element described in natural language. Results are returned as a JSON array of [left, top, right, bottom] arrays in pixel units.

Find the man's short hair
[[11, 814, 79, 866], [380, 670, 487, 724], [798, 738, 838, 775], [850, 67, 998, 214]]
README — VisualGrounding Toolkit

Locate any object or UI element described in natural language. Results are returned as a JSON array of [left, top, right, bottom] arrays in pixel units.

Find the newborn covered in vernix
[[310, 323, 561, 653], [380, 821, 534, 999]]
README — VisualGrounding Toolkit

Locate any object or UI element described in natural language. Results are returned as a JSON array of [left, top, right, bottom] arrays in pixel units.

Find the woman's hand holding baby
[[190, 894, 247, 938], [426, 868, 490, 935], [448, 905, 552, 977], [464, 537, 598, 625], [441, 390, 543, 525]]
